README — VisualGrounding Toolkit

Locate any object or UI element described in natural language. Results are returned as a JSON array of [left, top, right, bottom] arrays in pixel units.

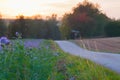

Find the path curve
[[55, 41, 120, 73]]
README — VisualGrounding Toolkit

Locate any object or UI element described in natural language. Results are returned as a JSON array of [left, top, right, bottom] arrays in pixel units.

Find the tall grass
[[0, 39, 120, 80], [0, 40, 58, 80]]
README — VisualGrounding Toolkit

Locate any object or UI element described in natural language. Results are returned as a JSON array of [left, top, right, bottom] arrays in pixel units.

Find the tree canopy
[[105, 20, 120, 37], [0, 14, 7, 37], [60, 0, 110, 39], [8, 15, 61, 40]]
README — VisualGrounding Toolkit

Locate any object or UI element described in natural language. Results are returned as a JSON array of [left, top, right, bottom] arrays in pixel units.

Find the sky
[[0, 0, 120, 19]]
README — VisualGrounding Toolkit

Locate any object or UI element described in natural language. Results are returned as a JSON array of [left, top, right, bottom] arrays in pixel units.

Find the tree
[[43, 14, 61, 40], [105, 20, 120, 37], [60, 14, 72, 39], [61, 0, 110, 39], [8, 14, 61, 40], [8, 15, 28, 38], [0, 14, 7, 37]]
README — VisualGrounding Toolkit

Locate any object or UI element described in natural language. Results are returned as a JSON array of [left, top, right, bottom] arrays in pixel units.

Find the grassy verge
[[0, 40, 120, 80]]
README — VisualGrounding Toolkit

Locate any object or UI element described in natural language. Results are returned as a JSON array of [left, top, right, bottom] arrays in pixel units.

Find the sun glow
[[0, 0, 79, 19], [1, 0, 45, 16], [0, 0, 120, 19]]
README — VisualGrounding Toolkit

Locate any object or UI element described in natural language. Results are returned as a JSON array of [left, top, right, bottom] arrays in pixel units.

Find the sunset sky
[[0, 0, 120, 19]]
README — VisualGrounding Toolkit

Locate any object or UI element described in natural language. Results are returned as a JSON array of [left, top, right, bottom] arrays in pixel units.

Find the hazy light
[[0, 0, 120, 19]]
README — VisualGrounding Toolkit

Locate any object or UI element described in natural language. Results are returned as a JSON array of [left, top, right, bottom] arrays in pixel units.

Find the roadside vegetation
[[0, 39, 120, 80]]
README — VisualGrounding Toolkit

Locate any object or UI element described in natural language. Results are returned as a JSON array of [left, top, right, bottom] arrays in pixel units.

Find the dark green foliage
[[60, 0, 110, 39], [60, 14, 72, 39], [105, 20, 120, 37], [8, 15, 28, 38], [8, 15, 61, 40], [0, 19, 7, 37], [44, 16, 61, 40]]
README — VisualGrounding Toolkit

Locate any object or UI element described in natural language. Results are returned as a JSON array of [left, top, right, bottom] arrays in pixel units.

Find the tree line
[[60, 0, 120, 39], [0, 14, 61, 40], [0, 0, 120, 40]]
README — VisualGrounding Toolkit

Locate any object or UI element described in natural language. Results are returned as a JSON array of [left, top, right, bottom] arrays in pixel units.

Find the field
[[74, 37, 120, 53], [0, 39, 120, 80]]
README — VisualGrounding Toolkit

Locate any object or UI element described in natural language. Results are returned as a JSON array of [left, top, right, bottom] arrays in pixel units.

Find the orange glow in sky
[[0, 0, 120, 19]]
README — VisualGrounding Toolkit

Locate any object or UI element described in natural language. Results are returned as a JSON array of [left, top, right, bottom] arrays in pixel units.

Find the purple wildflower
[[15, 32, 19, 37], [0, 37, 10, 46]]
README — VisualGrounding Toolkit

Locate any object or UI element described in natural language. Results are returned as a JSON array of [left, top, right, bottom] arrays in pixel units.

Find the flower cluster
[[0, 37, 10, 46]]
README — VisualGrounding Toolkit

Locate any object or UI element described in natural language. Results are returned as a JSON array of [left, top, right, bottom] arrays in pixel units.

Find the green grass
[[0, 39, 120, 80]]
